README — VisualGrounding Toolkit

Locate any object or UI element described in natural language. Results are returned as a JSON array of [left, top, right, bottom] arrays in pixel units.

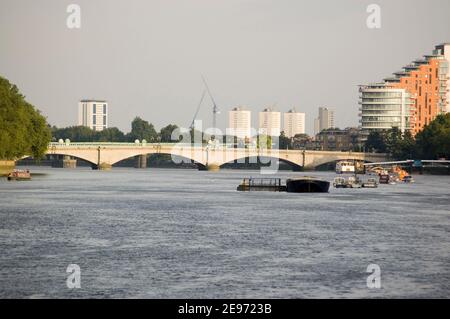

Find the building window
[[103, 104, 106, 114], [93, 104, 96, 114], [103, 115, 106, 125], [93, 115, 96, 125]]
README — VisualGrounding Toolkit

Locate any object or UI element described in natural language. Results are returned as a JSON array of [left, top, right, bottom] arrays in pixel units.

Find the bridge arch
[[112, 151, 206, 168], [45, 151, 98, 165], [219, 155, 303, 170]]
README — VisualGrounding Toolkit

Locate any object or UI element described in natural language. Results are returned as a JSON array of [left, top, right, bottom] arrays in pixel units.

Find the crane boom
[[190, 89, 207, 130], [201, 75, 220, 129]]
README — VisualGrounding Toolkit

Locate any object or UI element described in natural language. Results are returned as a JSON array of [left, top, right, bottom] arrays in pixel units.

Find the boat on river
[[336, 161, 355, 174], [333, 177, 348, 188], [286, 177, 330, 193], [237, 177, 330, 193], [7, 169, 31, 181], [346, 176, 362, 188], [362, 177, 378, 188], [237, 178, 286, 192]]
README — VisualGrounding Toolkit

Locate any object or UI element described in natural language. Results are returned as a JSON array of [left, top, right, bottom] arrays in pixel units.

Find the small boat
[[333, 177, 348, 188], [362, 177, 378, 188], [286, 177, 330, 193], [347, 176, 362, 188], [402, 175, 415, 183], [7, 169, 31, 181], [379, 174, 390, 184], [336, 161, 355, 174]]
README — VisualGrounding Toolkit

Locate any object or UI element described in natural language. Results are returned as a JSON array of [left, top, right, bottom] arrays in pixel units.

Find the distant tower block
[[78, 100, 108, 131], [259, 108, 281, 137], [228, 107, 252, 140], [284, 109, 305, 138]]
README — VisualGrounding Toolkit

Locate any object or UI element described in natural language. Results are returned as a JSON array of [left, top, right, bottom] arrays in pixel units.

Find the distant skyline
[[1, 0, 450, 135]]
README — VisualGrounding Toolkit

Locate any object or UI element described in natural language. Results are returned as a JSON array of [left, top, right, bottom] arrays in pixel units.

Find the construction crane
[[189, 89, 206, 130], [201, 75, 220, 130], [189, 76, 220, 132]]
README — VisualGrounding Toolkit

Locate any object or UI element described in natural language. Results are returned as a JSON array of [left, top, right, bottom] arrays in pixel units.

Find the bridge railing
[[48, 142, 237, 149]]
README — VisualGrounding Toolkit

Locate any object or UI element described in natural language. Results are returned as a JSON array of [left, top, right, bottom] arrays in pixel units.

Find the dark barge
[[286, 177, 330, 193], [237, 178, 287, 192], [237, 177, 330, 193]]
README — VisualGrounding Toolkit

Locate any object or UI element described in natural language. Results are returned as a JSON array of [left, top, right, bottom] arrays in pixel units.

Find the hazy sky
[[1, 0, 450, 134]]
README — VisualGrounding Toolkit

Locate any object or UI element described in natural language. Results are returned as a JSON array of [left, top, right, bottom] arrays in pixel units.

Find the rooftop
[[80, 99, 107, 103]]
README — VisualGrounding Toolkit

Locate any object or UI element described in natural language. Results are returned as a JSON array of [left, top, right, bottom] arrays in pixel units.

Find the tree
[[0, 75, 51, 160], [51, 126, 95, 142], [128, 117, 158, 142], [415, 113, 450, 159], [97, 127, 126, 142], [257, 134, 272, 149], [365, 131, 386, 153], [160, 124, 179, 143], [277, 131, 292, 150]]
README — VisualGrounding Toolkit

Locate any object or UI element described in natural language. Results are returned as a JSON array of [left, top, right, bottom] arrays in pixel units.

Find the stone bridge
[[45, 142, 388, 171]]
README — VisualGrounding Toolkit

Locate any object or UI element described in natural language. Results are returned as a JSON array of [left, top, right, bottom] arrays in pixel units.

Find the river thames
[[0, 167, 449, 298]]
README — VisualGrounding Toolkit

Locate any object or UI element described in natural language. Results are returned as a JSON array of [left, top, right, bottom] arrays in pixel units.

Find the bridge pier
[[92, 162, 112, 170], [134, 155, 147, 169], [52, 155, 77, 168], [206, 163, 220, 171]]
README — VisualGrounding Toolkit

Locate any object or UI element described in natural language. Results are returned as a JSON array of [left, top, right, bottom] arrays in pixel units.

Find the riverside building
[[314, 107, 335, 135], [228, 107, 252, 140], [361, 43, 449, 135], [259, 108, 281, 137], [359, 83, 412, 133], [283, 109, 306, 138], [78, 100, 108, 131]]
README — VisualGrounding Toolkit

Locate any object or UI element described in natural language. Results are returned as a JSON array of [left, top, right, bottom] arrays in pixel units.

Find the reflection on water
[[0, 167, 449, 298]]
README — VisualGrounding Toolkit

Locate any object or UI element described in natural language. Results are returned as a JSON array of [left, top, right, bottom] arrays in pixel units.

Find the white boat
[[333, 177, 348, 188], [336, 161, 355, 174], [347, 176, 362, 188], [362, 177, 378, 188]]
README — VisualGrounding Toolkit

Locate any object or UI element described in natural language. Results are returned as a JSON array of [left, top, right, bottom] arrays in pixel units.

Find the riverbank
[[0, 160, 15, 176]]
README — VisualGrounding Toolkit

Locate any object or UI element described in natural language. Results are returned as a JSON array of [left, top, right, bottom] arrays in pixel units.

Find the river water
[[0, 167, 449, 298]]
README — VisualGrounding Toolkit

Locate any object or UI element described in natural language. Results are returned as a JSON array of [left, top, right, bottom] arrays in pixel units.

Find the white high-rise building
[[314, 107, 335, 135], [78, 100, 108, 131], [283, 109, 305, 138], [434, 43, 450, 113], [228, 107, 251, 139], [359, 83, 412, 133], [259, 108, 281, 137]]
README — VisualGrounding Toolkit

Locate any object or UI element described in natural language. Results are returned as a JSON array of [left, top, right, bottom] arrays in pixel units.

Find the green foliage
[[129, 117, 158, 142], [160, 124, 179, 142], [257, 134, 272, 149], [365, 131, 387, 153], [364, 114, 450, 160], [51, 121, 182, 144], [0, 75, 51, 160], [415, 113, 450, 159], [278, 131, 292, 150], [51, 126, 126, 142]]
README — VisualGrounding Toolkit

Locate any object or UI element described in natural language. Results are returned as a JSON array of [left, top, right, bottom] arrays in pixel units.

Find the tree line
[[365, 113, 450, 160], [51, 118, 179, 143]]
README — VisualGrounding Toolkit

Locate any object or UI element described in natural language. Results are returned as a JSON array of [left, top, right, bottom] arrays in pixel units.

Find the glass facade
[[359, 84, 411, 133]]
